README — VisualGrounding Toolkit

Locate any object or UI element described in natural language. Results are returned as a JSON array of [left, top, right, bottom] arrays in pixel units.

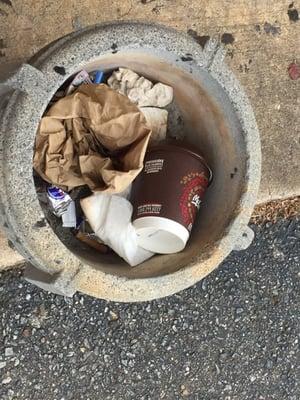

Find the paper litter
[[33, 84, 151, 193], [107, 68, 173, 108], [107, 68, 173, 143], [47, 186, 72, 217], [62, 201, 77, 228], [65, 70, 92, 95], [76, 231, 109, 253], [34, 68, 181, 266], [140, 107, 168, 143], [80, 192, 154, 266]]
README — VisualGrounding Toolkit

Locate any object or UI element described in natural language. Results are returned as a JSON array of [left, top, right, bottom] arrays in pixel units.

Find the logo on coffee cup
[[191, 194, 202, 209]]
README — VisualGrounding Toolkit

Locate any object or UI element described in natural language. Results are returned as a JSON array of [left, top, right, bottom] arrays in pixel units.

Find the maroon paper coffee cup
[[131, 143, 212, 254]]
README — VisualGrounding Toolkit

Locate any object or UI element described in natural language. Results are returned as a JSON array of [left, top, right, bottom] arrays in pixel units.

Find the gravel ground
[[0, 217, 299, 400], [251, 196, 300, 224]]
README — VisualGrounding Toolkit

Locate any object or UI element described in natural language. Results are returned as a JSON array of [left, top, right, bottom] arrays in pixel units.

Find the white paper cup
[[131, 143, 211, 255]]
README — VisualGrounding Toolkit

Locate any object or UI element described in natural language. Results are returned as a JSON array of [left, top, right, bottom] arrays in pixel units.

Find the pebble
[[22, 327, 32, 337], [29, 316, 41, 329], [108, 310, 119, 321], [181, 385, 189, 396], [5, 348, 14, 357], [2, 376, 12, 384], [0, 361, 6, 369]]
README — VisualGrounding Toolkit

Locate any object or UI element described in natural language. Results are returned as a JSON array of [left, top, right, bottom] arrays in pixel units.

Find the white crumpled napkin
[[108, 68, 172, 142], [80, 193, 154, 266], [107, 68, 173, 108]]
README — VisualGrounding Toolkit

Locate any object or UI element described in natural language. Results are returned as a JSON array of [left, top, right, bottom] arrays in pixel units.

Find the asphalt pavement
[[0, 217, 299, 400]]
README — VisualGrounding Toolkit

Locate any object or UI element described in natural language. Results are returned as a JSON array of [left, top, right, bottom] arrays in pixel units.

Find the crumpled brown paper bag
[[33, 84, 151, 193]]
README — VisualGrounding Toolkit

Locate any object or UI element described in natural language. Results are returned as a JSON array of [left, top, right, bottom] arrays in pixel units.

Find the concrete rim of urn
[[0, 22, 261, 302]]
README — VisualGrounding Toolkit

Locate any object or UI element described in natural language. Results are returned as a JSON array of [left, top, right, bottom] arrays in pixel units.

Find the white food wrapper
[[81, 193, 154, 266], [65, 70, 92, 95], [47, 186, 72, 217], [140, 107, 168, 143], [62, 201, 77, 228]]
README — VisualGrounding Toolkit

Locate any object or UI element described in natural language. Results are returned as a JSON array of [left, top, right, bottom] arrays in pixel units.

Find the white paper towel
[[140, 107, 168, 143], [107, 68, 173, 107], [80, 193, 154, 266]]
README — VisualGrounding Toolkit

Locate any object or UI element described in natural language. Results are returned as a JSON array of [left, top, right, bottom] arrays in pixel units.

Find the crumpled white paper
[[108, 68, 173, 142], [80, 193, 154, 266], [140, 107, 168, 143], [107, 68, 173, 107]]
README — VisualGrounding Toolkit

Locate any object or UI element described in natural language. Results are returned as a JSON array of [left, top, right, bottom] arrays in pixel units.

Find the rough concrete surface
[[0, 0, 299, 203], [0, 231, 23, 271], [0, 217, 299, 399], [0, 0, 299, 271], [0, 22, 261, 300]]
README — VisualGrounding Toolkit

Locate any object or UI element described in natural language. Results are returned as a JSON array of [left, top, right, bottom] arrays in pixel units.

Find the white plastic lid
[[133, 216, 190, 254]]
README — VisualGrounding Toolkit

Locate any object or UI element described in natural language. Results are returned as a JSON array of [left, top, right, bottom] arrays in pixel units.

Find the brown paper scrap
[[33, 84, 151, 193]]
